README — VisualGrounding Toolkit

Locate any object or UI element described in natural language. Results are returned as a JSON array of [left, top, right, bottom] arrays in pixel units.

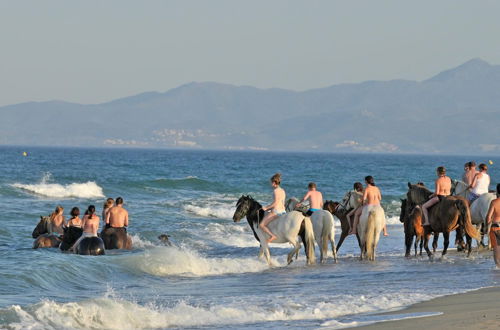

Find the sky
[[1, 0, 499, 106]]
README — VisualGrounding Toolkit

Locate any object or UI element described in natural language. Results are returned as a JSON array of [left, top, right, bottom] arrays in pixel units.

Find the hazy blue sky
[[1, 0, 499, 106]]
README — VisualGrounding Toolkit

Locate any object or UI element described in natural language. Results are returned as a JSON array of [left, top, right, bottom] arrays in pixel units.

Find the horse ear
[[407, 182, 412, 188]]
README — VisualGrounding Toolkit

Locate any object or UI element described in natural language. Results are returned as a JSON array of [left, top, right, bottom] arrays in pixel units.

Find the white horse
[[286, 198, 338, 263], [451, 180, 472, 200], [470, 193, 496, 247], [452, 180, 495, 247], [233, 196, 316, 266], [357, 205, 386, 261]]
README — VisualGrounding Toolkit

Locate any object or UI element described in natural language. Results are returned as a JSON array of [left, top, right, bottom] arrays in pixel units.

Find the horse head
[[406, 182, 432, 205], [32, 216, 50, 238], [451, 179, 469, 197], [233, 195, 252, 223], [399, 199, 407, 223], [323, 200, 339, 214], [285, 197, 309, 214]]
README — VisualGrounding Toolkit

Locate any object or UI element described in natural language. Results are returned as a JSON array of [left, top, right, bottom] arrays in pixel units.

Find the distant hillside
[[1, 58, 499, 154]]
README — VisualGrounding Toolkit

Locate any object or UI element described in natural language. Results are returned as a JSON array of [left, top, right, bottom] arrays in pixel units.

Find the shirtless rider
[[259, 173, 286, 243], [297, 182, 324, 216], [422, 166, 451, 226], [106, 197, 129, 230], [350, 176, 388, 236], [486, 183, 500, 267]]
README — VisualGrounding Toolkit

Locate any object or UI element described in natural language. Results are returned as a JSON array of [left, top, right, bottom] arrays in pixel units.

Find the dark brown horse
[[406, 183, 480, 259], [400, 198, 429, 257], [32, 216, 61, 249], [100, 227, 132, 250], [323, 200, 360, 252]]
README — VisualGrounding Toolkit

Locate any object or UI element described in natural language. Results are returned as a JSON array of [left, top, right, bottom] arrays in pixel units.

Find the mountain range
[[1, 58, 499, 154]]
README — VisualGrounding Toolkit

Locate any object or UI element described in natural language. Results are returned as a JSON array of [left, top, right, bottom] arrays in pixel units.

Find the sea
[[0, 146, 499, 329]]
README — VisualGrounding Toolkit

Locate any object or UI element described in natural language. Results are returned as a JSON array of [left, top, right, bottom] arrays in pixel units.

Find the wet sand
[[358, 286, 500, 329]]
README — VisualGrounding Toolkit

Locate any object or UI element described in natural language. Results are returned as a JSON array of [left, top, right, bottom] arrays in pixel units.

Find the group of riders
[[257, 161, 500, 266], [258, 173, 388, 244], [44, 197, 129, 251]]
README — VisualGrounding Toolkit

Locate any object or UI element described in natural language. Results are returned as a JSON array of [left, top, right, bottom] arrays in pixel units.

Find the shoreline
[[356, 286, 500, 329]]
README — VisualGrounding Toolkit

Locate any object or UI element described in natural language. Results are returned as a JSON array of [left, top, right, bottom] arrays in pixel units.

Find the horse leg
[[336, 230, 347, 252], [404, 232, 413, 258], [258, 245, 264, 259], [423, 231, 433, 260], [442, 231, 450, 258], [466, 234, 473, 257], [295, 242, 301, 260], [419, 236, 424, 256], [263, 244, 272, 266], [432, 233, 439, 253], [287, 242, 300, 265], [414, 235, 418, 257], [330, 236, 338, 263], [318, 237, 324, 263], [478, 224, 485, 248]]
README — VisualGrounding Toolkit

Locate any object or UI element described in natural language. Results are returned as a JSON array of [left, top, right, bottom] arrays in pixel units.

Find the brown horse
[[406, 183, 480, 259], [100, 227, 132, 250], [323, 200, 360, 252], [32, 216, 61, 249], [399, 198, 428, 257]]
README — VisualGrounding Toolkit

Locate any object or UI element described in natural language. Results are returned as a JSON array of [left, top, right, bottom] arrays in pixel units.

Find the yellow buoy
[[489, 160, 494, 165], [22, 152, 28, 157]]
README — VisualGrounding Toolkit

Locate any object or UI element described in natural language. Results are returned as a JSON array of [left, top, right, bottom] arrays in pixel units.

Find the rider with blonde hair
[[49, 205, 65, 234], [259, 173, 286, 243]]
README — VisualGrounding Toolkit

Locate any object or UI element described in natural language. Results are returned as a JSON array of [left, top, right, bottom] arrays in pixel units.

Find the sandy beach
[[358, 286, 500, 329]]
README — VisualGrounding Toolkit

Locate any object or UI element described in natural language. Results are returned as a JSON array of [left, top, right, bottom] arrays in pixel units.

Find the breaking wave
[[0, 291, 440, 329], [11, 172, 104, 199], [114, 245, 270, 277]]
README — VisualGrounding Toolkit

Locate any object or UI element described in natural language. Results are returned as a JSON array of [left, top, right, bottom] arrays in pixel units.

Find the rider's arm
[[432, 179, 439, 197], [105, 210, 111, 225], [486, 202, 495, 225], [362, 189, 368, 205], [124, 212, 129, 227], [470, 173, 479, 188], [298, 191, 311, 204]]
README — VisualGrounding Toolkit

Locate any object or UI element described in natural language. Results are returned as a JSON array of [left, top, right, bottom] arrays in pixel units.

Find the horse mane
[[407, 183, 432, 205]]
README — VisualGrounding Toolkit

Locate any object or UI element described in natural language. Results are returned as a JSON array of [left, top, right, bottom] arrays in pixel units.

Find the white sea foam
[[386, 216, 402, 225], [202, 222, 260, 248], [115, 245, 271, 277], [11, 174, 104, 199], [129, 234, 156, 249], [183, 204, 234, 219], [2, 292, 439, 329]]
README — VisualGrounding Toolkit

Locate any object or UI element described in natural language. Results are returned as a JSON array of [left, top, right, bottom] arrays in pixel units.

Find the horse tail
[[455, 198, 480, 240], [413, 207, 424, 238], [301, 217, 316, 265], [365, 210, 377, 261]]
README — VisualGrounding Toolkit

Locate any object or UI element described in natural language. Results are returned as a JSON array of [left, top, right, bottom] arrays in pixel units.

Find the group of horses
[[401, 180, 495, 259], [232, 189, 386, 265], [233, 179, 493, 265], [31, 216, 132, 255]]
